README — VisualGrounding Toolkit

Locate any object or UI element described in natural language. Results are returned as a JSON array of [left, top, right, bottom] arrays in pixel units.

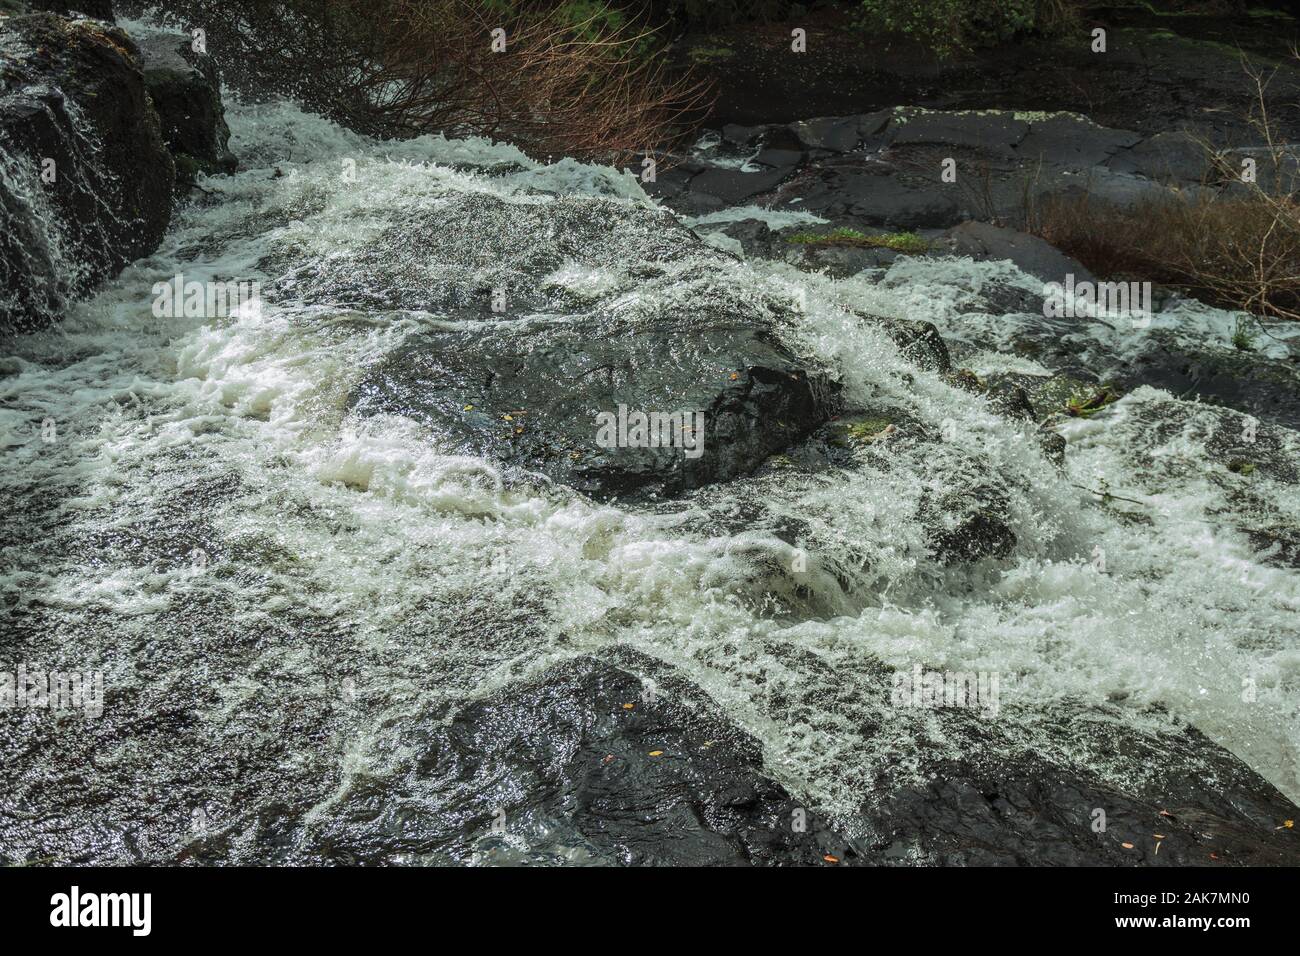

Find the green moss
[[1228, 459, 1257, 476], [687, 44, 735, 65], [831, 416, 895, 447], [786, 228, 930, 254]]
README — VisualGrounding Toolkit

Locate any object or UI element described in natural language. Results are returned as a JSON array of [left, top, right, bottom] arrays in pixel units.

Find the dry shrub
[[374, 1, 709, 162], [1029, 51, 1300, 321], [1032, 190, 1300, 320], [139, 0, 709, 163]]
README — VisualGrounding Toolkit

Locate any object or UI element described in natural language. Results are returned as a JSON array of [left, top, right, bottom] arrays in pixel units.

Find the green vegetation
[[786, 228, 931, 253], [1064, 387, 1119, 417], [1232, 315, 1258, 351], [832, 418, 894, 447], [687, 43, 735, 65]]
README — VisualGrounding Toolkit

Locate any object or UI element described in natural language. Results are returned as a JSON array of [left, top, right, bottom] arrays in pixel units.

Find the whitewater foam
[[3, 92, 1298, 856]]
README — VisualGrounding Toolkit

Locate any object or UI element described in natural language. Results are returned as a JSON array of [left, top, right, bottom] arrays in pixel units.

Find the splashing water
[[3, 92, 1299, 862]]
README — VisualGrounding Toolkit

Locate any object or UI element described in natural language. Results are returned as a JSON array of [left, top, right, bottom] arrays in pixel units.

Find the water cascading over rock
[[0, 10, 172, 332]]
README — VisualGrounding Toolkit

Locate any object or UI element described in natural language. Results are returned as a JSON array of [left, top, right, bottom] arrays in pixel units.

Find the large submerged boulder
[[349, 313, 839, 501], [312, 192, 841, 500], [0, 12, 174, 333]]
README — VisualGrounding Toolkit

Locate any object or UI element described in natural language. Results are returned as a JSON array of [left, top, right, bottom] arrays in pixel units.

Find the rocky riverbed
[[2, 3, 1300, 866]]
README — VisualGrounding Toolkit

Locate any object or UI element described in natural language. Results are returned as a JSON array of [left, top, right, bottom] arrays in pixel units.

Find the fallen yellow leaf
[[462, 405, 473, 412], [729, 372, 739, 380], [648, 751, 663, 757], [823, 855, 839, 864], [622, 703, 633, 710]]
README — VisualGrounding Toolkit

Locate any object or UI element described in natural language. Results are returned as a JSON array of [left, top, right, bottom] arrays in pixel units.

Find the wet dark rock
[[296, 191, 846, 501], [889, 110, 1029, 158], [939, 220, 1094, 285], [1019, 371, 1106, 422], [348, 314, 841, 502], [985, 379, 1035, 422], [692, 217, 780, 259], [1014, 114, 1143, 168], [135, 28, 237, 183], [679, 109, 1229, 232], [1204, 408, 1299, 486], [868, 725, 1300, 865], [793, 242, 901, 276], [301, 654, 856, 866], [776, 164, 959, 229], [687, 166, 790, 205], [273, 192, 713, 314], [304, 651, 1300, 866], [720, 122, 766, 147], [751, 146, 803, 169], [1043, 166, 1173, 210], [883, 318, 950, 373], [947, 371, 1071, 465], [926, 485, 1017, 565], [1107, 130, 1211, 184], [1222, 146, 1300, 195], [698, 217, 929, 277], [789, 115, 865, 153], [1118, 331, 1300, 431], [0, 12, 173, 333]]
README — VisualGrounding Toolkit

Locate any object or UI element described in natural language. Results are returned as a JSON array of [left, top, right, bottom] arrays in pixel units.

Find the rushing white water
[[3, 90, 1299, 854]]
